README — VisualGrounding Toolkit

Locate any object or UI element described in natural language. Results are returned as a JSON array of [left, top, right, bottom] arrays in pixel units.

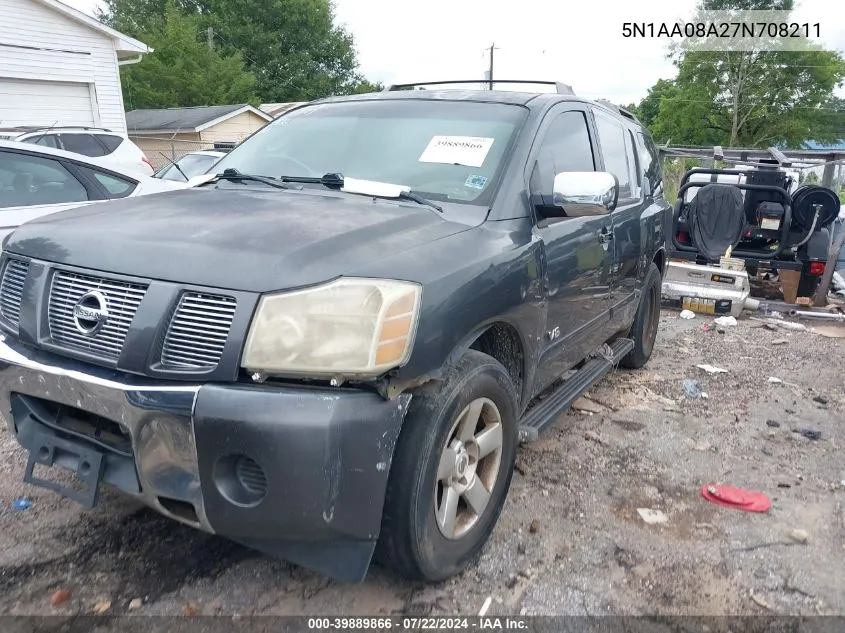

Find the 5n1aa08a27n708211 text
[[621, 22, 820, 39]]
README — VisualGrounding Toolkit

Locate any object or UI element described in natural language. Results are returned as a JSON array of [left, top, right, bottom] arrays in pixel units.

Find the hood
[[4, 186, 482, 293]]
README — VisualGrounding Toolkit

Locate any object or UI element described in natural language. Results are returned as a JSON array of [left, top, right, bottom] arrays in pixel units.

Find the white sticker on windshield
[[419, 136, 495, 168]]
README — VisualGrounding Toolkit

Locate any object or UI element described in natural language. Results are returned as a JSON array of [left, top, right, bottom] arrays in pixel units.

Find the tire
[[620, 262, 662, 369], [375, 350, 519, 581]]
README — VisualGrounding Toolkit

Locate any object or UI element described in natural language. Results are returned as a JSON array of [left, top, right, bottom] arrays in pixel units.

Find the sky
[[66, 0, 845, 105]]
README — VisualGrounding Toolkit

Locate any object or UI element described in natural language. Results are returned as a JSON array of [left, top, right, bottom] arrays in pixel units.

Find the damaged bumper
[[0, 335, 411, 582]]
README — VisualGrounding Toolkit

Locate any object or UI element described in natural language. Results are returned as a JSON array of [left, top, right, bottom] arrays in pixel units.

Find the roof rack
[[383, 80, 576, 95], [22, 125, 114, 133]]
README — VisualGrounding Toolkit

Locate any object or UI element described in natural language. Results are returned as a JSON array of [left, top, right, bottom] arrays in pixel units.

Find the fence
[[132, 137, 237, 171]]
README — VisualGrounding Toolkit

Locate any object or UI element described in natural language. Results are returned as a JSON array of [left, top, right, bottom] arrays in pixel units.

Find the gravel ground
[[1, 310, 844, 619]]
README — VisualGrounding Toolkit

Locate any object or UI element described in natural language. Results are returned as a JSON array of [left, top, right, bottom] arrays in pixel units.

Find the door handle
[[599, 228, 614, 243]]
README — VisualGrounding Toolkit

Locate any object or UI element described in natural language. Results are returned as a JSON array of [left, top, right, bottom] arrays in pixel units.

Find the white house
[[0, 0, 149, 134]]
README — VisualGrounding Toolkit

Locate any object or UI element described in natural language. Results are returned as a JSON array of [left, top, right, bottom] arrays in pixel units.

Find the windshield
[[211, 99, 527, 204], [158, 153, 221, 181]]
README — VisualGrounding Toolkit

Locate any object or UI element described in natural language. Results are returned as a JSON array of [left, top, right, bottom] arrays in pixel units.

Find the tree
[[642, 0, 845, 147], [119, 2, 258, 110], [99, 0, 377, 103]]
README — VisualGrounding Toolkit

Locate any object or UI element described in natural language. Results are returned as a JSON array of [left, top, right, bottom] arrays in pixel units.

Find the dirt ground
[[1, 310, 844, 619]]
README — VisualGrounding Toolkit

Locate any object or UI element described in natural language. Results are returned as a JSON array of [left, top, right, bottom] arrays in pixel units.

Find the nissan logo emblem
[[72, 290, 109, 335]]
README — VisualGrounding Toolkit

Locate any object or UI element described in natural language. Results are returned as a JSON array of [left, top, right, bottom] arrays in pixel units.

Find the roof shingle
[[126, 104, 252, 132]]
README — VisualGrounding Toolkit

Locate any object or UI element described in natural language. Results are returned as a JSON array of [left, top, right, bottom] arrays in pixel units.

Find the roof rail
[[383, 80, 575, 95], [596, 99, 641, 124], [25, 125, 114, 133]]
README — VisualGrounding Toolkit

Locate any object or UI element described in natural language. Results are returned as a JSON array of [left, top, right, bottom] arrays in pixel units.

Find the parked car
[[3, 126, 155, 177], [0, 81, 669, 584], [154, 150, 226, 181], [0, 139, 186, 245]]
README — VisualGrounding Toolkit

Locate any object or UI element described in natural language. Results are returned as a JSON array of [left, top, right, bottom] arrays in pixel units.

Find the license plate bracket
[[24, 430, 105, 509]]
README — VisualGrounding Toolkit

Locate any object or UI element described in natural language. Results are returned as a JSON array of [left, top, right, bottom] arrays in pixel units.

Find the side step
[[517, 337, 634, 443]]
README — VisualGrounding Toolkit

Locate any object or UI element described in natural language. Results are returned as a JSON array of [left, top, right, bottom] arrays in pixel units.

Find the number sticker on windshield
[[419, 136, 495, 168]]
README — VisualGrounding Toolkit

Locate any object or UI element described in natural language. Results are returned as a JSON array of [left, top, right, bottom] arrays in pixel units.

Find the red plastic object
[[700, 483, 771, 513], [809, 261, 826, 276]]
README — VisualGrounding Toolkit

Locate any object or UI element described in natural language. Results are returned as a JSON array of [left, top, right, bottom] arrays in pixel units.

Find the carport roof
[[125, 104, 272, 134]]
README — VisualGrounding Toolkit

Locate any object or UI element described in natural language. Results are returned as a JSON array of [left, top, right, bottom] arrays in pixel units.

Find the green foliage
[[632, 0, 845, 148], [119, 2, 257, 110], [99, 0, 379, 107]]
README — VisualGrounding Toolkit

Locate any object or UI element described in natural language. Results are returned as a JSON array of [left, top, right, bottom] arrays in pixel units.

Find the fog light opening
[[213, 454, 267, 507]]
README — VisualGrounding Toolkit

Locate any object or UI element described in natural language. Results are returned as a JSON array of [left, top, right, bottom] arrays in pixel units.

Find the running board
[[517, 337, 634, 443]]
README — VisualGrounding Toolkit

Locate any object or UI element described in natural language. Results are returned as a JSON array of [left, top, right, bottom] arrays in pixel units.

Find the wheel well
[[652, 249, 666, 275], [468, 323, 524, 397]]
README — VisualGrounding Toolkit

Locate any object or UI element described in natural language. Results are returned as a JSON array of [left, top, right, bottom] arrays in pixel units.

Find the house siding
[[199, 111, 269, 144], [0, 0, 128, 133]]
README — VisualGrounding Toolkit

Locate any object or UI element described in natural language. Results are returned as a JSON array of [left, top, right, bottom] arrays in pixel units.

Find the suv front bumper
[[0, 335, 411, 582]]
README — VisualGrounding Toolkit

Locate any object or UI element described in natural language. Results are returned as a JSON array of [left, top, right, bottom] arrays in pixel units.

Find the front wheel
[[620, 262, 662, 369], [375, 350, 519, 581]]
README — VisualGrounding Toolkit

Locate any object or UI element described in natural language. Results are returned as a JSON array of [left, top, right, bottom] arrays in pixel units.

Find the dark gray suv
[[0, 80, 669, 583]]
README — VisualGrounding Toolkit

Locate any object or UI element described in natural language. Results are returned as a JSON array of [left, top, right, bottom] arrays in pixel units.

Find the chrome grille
[[48, 271, 147, 361], [161, 292, 236, 370], [0, 258, 30, 329]]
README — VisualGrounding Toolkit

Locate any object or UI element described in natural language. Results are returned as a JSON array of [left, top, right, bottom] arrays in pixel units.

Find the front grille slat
[[0, 259, 31, 329], [48, 271, 148, 362], [161, 292, 236, 370]]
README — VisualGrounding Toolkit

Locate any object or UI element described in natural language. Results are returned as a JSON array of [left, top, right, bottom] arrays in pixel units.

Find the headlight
[[241, 277, 422, 378]]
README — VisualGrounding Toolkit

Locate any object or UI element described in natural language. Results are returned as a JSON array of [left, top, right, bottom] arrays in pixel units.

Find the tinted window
[[59, 134, 107, 157], [98, 134, 124, 153], [627, 130, 642, 197], [212, 100, 528, 204], [77, 167, 136, 197], [0, 150, 89, 209], [593, 110, 632, 199], [538, 110, 596, 174]]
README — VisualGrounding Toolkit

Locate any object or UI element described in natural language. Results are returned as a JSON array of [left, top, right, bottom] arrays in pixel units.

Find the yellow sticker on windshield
[[419, 136, 494, 168]]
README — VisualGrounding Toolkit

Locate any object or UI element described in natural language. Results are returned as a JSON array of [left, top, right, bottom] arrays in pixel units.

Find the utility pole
[[207, 26, 214, 50], [487, 43, 496, 90]]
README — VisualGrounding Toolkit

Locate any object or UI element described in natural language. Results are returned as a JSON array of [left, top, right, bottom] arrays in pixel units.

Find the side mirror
[[551, 171, 618, 217]]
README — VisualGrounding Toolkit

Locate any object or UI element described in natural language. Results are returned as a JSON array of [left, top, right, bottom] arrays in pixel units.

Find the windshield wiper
[[289, 173, 443, 213], [215, 168, 289, 190]]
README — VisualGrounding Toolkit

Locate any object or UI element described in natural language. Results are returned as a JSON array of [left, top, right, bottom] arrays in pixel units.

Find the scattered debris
[[766, 420, 781, 428], [50, 589, 70, 607], [788, 529, 809, 544], [767, 376, 783, 384], [771, 338, 788, 345], [505, 574, 519, 589], [700, 484, 771, 513], [12, 498, 31, 511], [612, 418, 646, 432], [812, 324, 845, 338], [128, 598, 143, 611], [478, 596, 492, 617], [679, 310, 696, 319], [696, 364, 728, 374], [584, 430, 608, 445], [792, 428, 822, 441], [183, 603, 199, 617], [637, 508, 669, 525], [749, 590, 776, 611], [92, 600, 112, 615], [529, 519, 540, 534], [682, 379, 706, 398], [714, 316, 738, 327], [514, 462, 528, 476], [572, 396, 604, 414], [813, 395, 829, 405]]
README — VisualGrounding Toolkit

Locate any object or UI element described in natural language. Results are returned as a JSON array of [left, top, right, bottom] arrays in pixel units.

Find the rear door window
[[0, 149, 89, 208], [58, 134, 107, 157], [75, 166, 137, 198]]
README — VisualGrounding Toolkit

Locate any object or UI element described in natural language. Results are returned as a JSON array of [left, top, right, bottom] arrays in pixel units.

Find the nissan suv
[[0, 81, 669, 584]]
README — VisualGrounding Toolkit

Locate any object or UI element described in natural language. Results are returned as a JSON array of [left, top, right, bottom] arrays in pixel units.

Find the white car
[[155, 150, 227, 182], [0, 139, 187, 245], [2, 126, 155, 177]]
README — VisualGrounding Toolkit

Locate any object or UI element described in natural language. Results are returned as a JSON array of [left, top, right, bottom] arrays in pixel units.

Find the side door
[[591, 109, 647, 333], [529, 106, 613, 391]]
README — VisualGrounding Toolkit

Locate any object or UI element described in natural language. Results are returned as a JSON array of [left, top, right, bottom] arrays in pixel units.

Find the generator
[[662, 260, 751, 317]]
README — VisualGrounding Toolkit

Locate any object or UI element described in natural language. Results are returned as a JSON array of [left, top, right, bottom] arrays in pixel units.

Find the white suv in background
[[7, 127, 155, 177]]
